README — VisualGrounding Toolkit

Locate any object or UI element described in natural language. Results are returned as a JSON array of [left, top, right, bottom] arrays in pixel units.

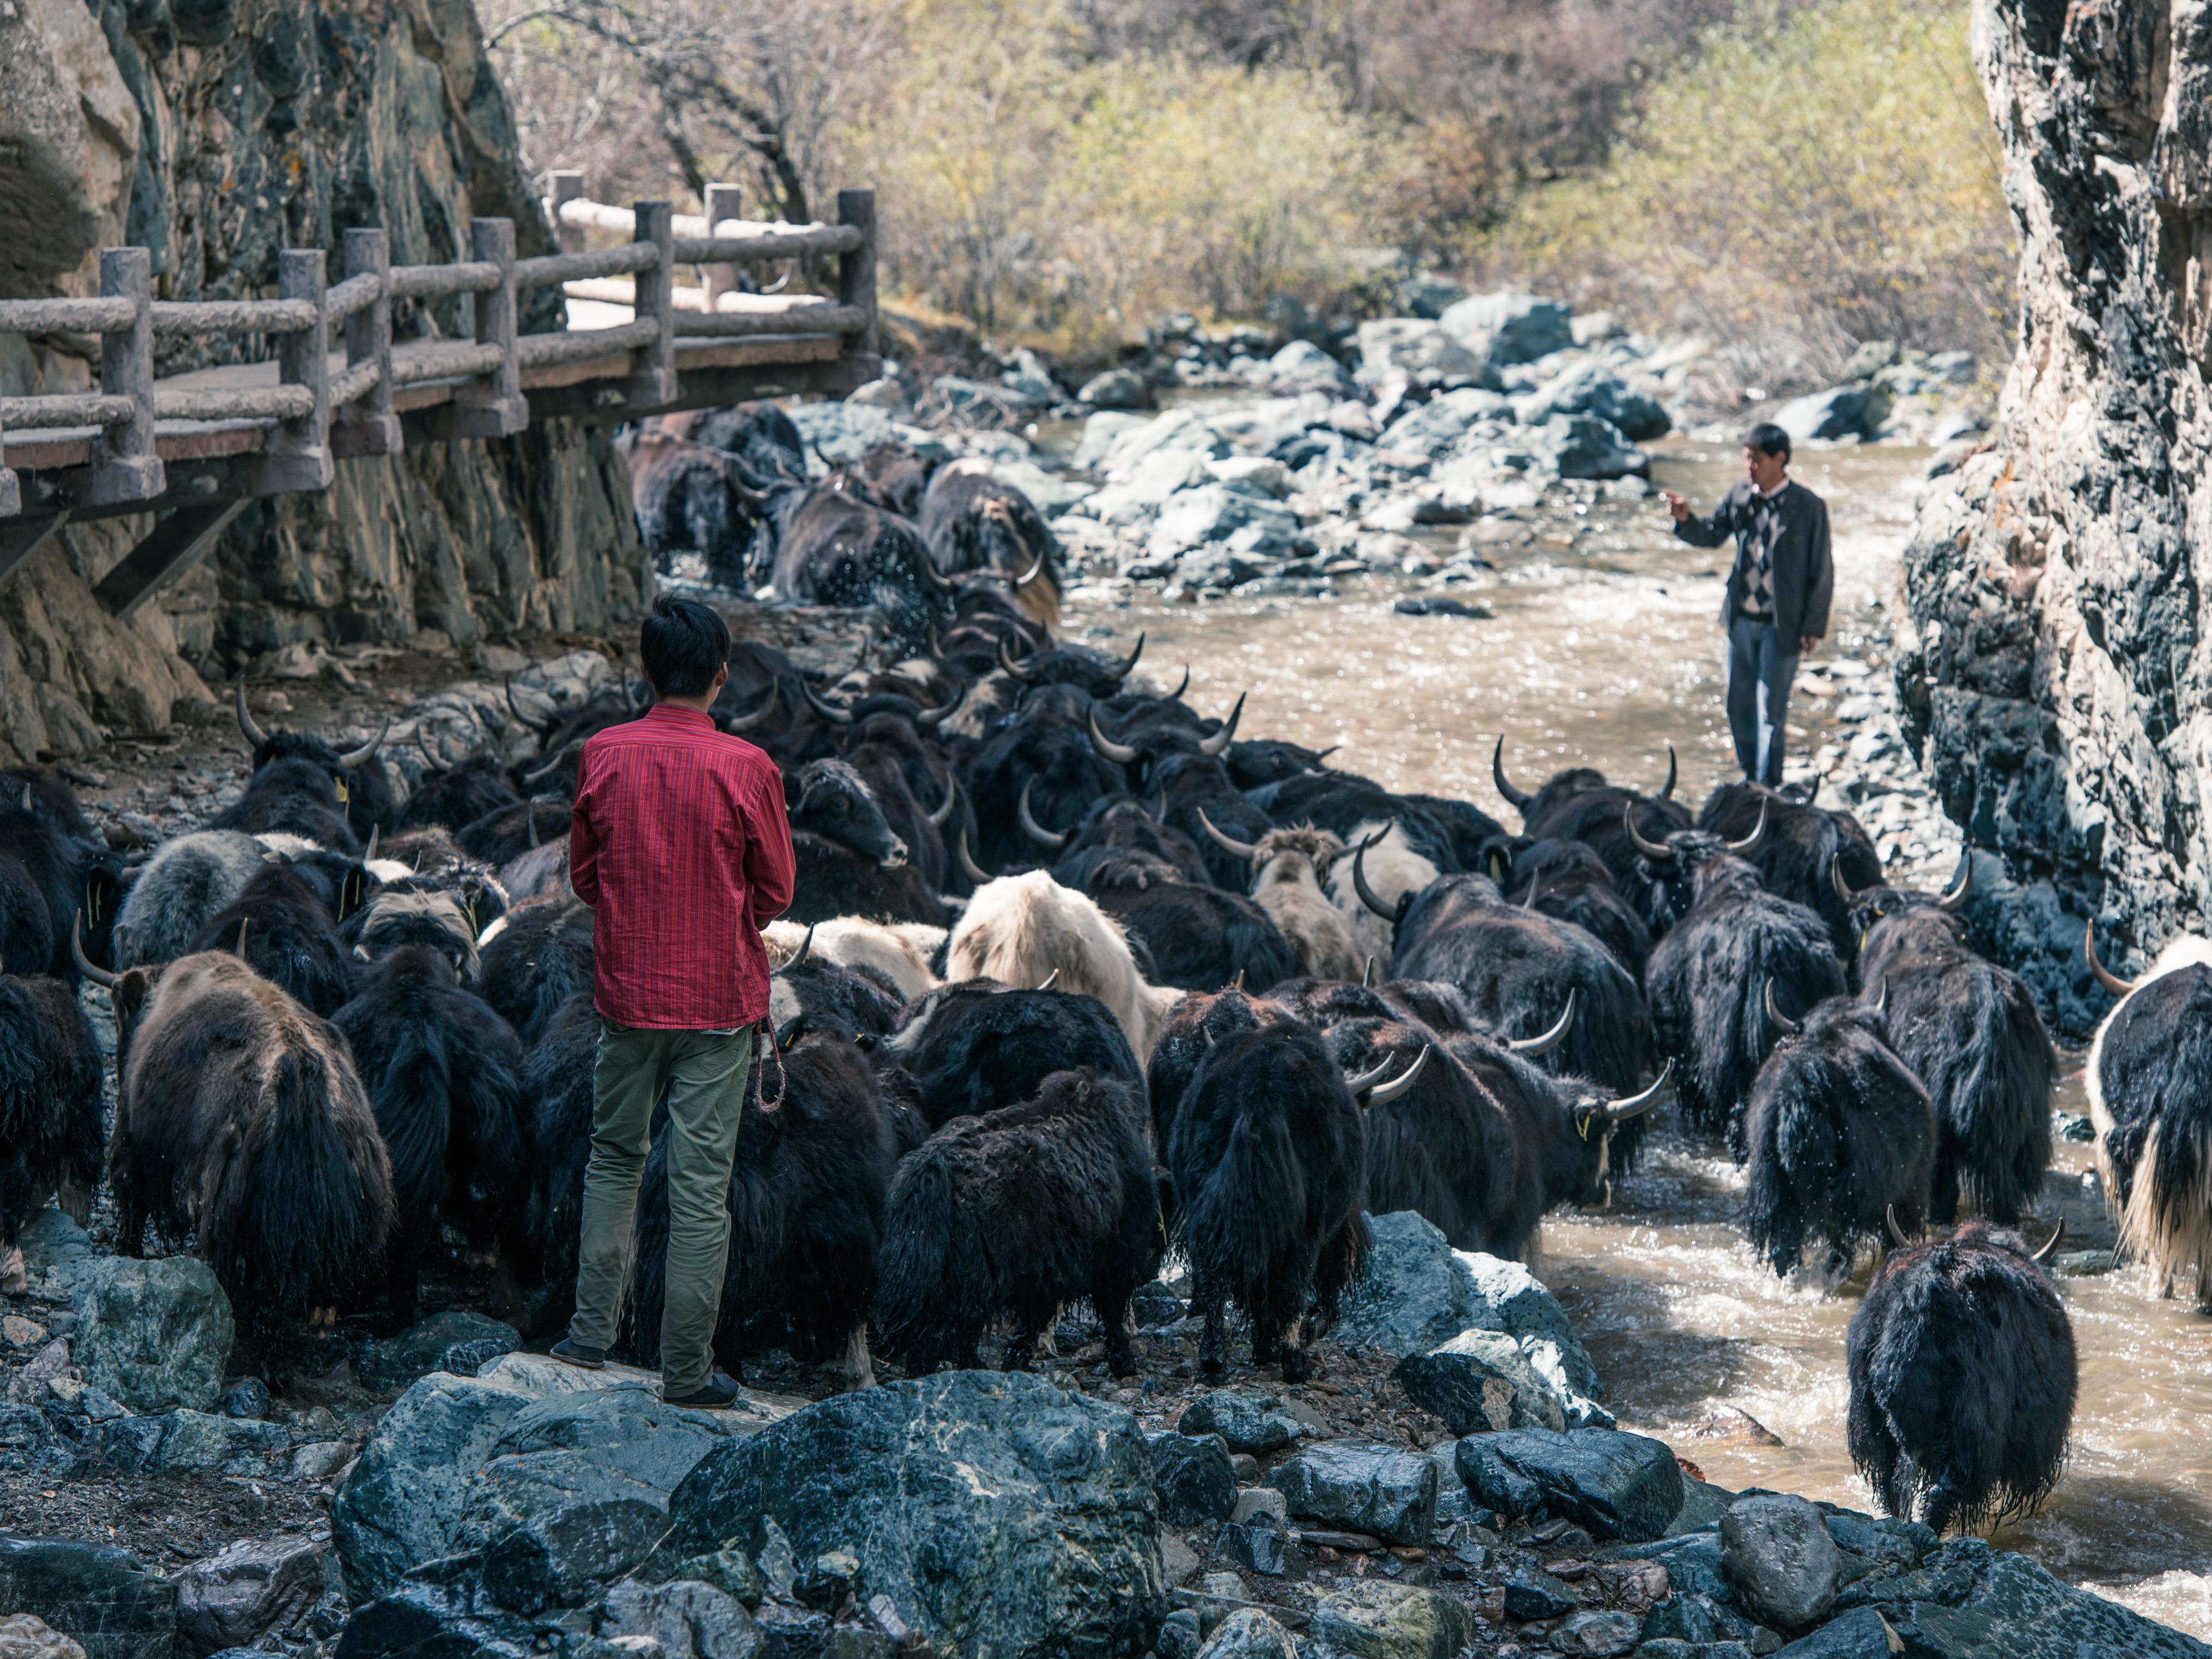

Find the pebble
[[1, 1316, 47, 1348]]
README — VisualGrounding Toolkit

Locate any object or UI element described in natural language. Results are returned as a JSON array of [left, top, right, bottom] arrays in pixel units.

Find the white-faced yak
[[1847, 1219, 2074, 1533]]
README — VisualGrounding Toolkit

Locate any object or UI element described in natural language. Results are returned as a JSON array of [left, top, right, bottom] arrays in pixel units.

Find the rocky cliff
[[0, 0, 645, 767], [1895, 0, 2212, 1036]]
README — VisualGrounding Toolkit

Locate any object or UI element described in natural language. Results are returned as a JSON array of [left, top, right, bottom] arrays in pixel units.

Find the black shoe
[[663, 1370, 742, 1410], [550, 1337, 606, 1370]]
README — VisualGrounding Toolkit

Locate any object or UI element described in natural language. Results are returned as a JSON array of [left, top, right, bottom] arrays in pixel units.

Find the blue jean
[[1727, 616, 1798, 786]]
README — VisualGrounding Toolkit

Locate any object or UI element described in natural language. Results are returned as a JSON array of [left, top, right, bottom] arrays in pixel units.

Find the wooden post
[[837, 188, 879, 360], [0, 398, 15, 518], [88, 247, 164, 506], [627, 200, 676, 407], [702, 181, 743, 313], [548, 171, 586, 255], [250, 247, 334, 494], [336, 228, 400, 458], [455, 216, 528, 437]]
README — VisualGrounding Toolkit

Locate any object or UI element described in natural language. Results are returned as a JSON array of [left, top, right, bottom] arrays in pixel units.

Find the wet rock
[[0, 1615, 84, 1659], [1770, 1606, 1899, 1656], [1265, 1440, 1437, 1547], [1721, 1496, 1841, 1632], [1438, 291, 1573, 366], [1401, 276, 1469, 320], [1179, 1390, 1304, 1454], [174, 1536, 325, 1656], [1078, 369, 1155, 410], [1150, 1431, 1237, 1526], [0, 1537, 176, 1659], [1504, 1566, 1579, 1620], [351, 1310, 519, 1394], [55, 1256, 232, 1414], [1194, 1607, 1297, 1659], [665, 1371, 1165, 1658], [217, 1378, 271, 1420], [1639, 1591, 1734, 1644], [137, 1409, 293, 1474], [1131, 1282, 1186, 1325], [1311, 1580, 1477, 1659], [1543, 413, 1648, 480], [1391, 596, 1493, 620], [16, 1210, 90, 1276], [0, 1404, 78, 1476], [1516, 362, 1670, 442], [1455, 1428, 1683, 1542], [595, 1575, 761, 1658], [326, 1571, 540, 1658], [1215, 1519, 1289, 1576], [1548, 1608, 1640, 1655], [291, 1439, 354, 1481], [1394, 1328, 1565, 1433]]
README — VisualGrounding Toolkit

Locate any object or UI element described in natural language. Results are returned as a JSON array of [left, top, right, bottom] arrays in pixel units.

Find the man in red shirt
[[550, 595, 796, 1408]]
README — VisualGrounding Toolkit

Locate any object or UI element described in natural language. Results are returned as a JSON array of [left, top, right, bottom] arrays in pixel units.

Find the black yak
[[746, 473, 954, 654], [1699, 782, 1883, 965], [346, 889, 482, 981], [1049, 796, 1212, 888], [832, 439, 939, 519], [1091, 872, 1300, 994], [1852, 866, 2053, 1225], [626, 1034, 899, 1387], [456, 795, 573, 867], [875, 1067, 1161, 1376], [403, 736, 524, 832], [879, 980, 1143, 1130], [619, 427, 769, 588], [765, 928, 905, 1046], [331, 945, 530, 1328], [515, 992, 600, 1318], [1742, 988, 1936, 1277], [964, 685, 1131, 873], [1490, 739, 1690, 890], [1504, 837, 1652, 979], [226, 683, 399, 837], [918, 459, 1062, 626], [1847, 1219, 2074, 1534], [0, 971, 103, 1285], [0, 775, 126, 981], [786, 759, 951, 928], [674, 401, 808, 482], [190, 860, 360, 1018], [477, 896, 595, 1047], [97, 949, 396, 1327], [1170, 1023, 1370, 1381]]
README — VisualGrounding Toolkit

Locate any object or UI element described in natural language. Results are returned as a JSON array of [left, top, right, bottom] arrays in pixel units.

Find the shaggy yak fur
[[331, 945, 530, 1328], [108, 952, 396, 1325], [191, 861, 358, 1018], [946, 872, 1179, 1055], [1170, 1023, 1368, 1381], [918, 459, 1063, 627], [626, 1036, 899, 1386], [0, 777, 125, 980], [347, 890, 482, 982], [1093, 875, 1299, 994], [514, 992, 599, 1320], [767, 950, 905, 1047], [1742, 995, 1936, 1277], [875, 1067, 1161, 1376], [1505, 837, 1652, 980], [109, 832, 273, 969], [212, 757, 365, 854], [477, 897, 595, 1046], [0, 973, 104, 1248], [401, 752, 523, 834], [1847, 1221, 2076, 1533], [879, 981, 1144, 1130], [1146, 985, 1288, 1153], [1246, 827, 1364, 982], [1645, 853, 1847, 1139], [1857, 891, 2055, 1225], [1699, 782, 1882, 965]]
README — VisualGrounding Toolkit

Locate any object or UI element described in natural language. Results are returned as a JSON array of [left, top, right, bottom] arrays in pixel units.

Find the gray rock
[[1214, 1520, 1288, 1576], [1179, 1390, 1304, 1453], [139, 1410, 293, 1475], [1355, 321, 1493, 392], [1078, 369, 1154, 410], [0, 1406, 79, 1477], [1377, 389, 1516, 459], [789, 401, 897, 465], [0, 1537, 176, 1659], [1503, 1567, 1579, 1620], [316, 1572, 540, 1658], [1841, 341, 1901, 381], [1722, 1495, 1842, 1631], [57, 1256, 232, 1415], [1547, 1608, 1640, 1655], [173, 1535, 325, 1656], [665, 1371, 1164, 1659], [1454, 1428, 1684, 1541], [1394, 1327, 1565, 1433], [17, 1208, 90, 1276], [1194, 1607, 1298, 1659], [352, 1310, 519, 1394], [1229, 1488, 1287, 1528], [1771, 386, 1887, 443], [1543, 413, 1648, 480], [1270, 339, 1360, 397], [1310, 1581, 1477, 1659], [0, 1613, 85, 1659], [1769, 1606, 1897, 1656], [1515, 361, 1670, 441], [1400, 277, 1469, 320], [291, 1439, 353, 1481], [217, 1378, 270, 1420], [1437, 291, 1574, 366], [1875, 1543, 2211, 1657], [1265, 1440, 1437, 1546], [1150, 1431, 1237, 1527]]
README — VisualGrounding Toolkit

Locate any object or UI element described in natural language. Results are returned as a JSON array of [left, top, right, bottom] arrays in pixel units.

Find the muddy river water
[[1062, 431, 2212, 1634]]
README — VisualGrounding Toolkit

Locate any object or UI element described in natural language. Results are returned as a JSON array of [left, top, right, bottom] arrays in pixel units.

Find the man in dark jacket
[[1663, 422, 1832, 787]]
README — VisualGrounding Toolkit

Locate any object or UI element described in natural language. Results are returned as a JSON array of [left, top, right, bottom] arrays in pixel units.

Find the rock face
[[1893, 0, 2212, 1032], [0, 1536, 176, 1659], [57, 1256, 233, 1416], [0, 0, 645, 767]]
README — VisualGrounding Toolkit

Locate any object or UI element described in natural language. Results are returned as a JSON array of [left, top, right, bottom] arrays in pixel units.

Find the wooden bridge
[[0, 173, 880, 618]]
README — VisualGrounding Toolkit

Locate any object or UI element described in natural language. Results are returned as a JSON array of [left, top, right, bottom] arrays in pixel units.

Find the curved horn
[[1624, 801, 1674, 863], [336, 717, 391, 770], [235, 917, 250, 958], [1167, 665, 1191, 701], [1887, 1205, 1912, 1248], [363, 824, 380, 865], [72, 913, 119, 989], [2086, 919, 2138, 997], [1656, 743, 1679, 801], [1871, 975, 1887, 1018], [921, 554, 957, 593], [528, 801, 541, 849], [775, 924, 816, 973], [724, 682, 781, 733], [1352, 834, 1404, 923], [997, 637, 1036, 683], [1036, 968, 1060, 992], [416, 726, 454, 773], [1344, 1049, 1402, 1097], [518, 747, 571, 787], [235, 681, 271, 750], [1110, 633, 1145, 679], [1509, 990, 1577, 1057], [917, 684, 970, 729], [1018, 781, 1067, 851], [1198, 807, 1260, 862], [1832, 852, 1860, 904], [1015, 550, 1047, 585], [504, 675, 554, 736], [2031, 1218, 2066, 1264], [1491, 736, 1534, 813], [957, 829, 992, 886], [1088, 707, 1139, 766], [926, 777, 959, 829], [1368, 1045, 1432, 1105], [623, 667, 651, 712], [1725, 799, 1768, 855], [1601, 1059, 1672, 1122], [801, 681, 854, 725], [1938, 854, 1973, 911], [1361, 956, 1377, 988], [1763, 979, 1802, 1036], [1197, 693, 1247, 758]]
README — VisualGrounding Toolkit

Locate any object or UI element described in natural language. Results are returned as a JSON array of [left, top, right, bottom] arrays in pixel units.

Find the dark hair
[[640, 595, 730, 698], [1746, 422, 1792, 463]]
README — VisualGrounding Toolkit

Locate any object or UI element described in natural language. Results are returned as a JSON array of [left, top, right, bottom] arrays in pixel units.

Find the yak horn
[[1198, 807, 1260, 861], [1625, 801, 1674, 863], [1018, 781, 1067, 850], [1509, 990, 1577, 1057], [72, 913, 119, 988], [2086, 919, 2138, 997], [1887, 1205, 1913, 1248], [997, 638, 1036, 683], [1725, 800, 1768, 854], [776, 924, 816, 973], [336, 717, 391, 770], [528, 802, 541, 849], [1197, 693, 1246, 757], [1656, 744, 1679, 801], [363, 824, 380, 865], [1602, 1059, 1671, 1122], [724, 683, 781, 732], [1492, 736, 1534, 813], [921, 555, 957, 593], [1362, 956, 1377, 987], [1764, 979, 1802, 1035], [1036, 968, 1060, 992], [1110, 633, 1146, 679], [802, 681, 854, 725], [1871, 975, 1887, 1018], [1088, 707, 1139, 765], [235, 918, 250, 957], [1015, 550, 1047, 585], [504, 675, 554, 736], [1938, 854, 1972, 911], [1831, 853, 1861, 904], [416, 726, 453, 773], [1345, 1046, 1420, 1098], [1352, 831, 1403, 923], [957, 829, 992, 886], [1369, 1045, 1431, 1105], [1167, 665, 1191, 701], [917, 684, 970, 729], [926, 777, 959, 829], [2031, 1218, 2066, 1264], [235, 681, 272, 750], [518, 746, 573, 787]]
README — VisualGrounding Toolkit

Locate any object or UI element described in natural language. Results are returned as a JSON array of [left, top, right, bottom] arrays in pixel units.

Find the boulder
[[1771, 386, 1888, 443], [174, 1536, 325, 1656], [0, 1538, 176, 1659], [1721, 1495, 1842, 1631], [789, 401, 897, 465], [1770, 1607, 1899, 1656], [1454, 1428, 1684, 1542], [1547, 1608, 1641, 1655], [323, 1571, 540, 1658], [0, 1405, 78, 1477], [1078, 369, 1155, 410], [1213, 1520, 1288, 1576], [123, 1410, 292, 1475], [1149, 1432, 1237, 1528], [1393, 1329, 1564, 1433], [1400, 276, 1469, 320], [1437, 291, 1574, 366], [1515, 362, 1671, 441], [1841, 341, 1901, 381], [1072, 411, 1156, 471], [1378, 389, 1516, 459], [1543, 414, 1649, 480], [1309, 1581, 1477, 1659], [1502, 1567, 1579, 1620], [56, 1256, 233, 1415], [1265, 1440, 1438, 1546], [1178, 1390, 1304, 1454], [1194, 1607, 1299, 1659], [217, 1378, 271, 1420], [17, 1209, 90, 1276], [352, 1311, 519, 1394], [596, 1577, 760, 1658], [0, 1617, 83, 1659], [1355, 321, 1495, 392], [666, 1371, 1165, 1659], [1269, 339, 1361, 398]]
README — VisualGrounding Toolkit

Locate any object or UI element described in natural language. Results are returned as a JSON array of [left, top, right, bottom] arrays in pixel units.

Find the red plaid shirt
[[568, 704, 796, 1030]]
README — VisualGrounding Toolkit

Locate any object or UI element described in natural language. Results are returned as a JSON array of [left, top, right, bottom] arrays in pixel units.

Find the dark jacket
[[1675, 479, 1833, 641]]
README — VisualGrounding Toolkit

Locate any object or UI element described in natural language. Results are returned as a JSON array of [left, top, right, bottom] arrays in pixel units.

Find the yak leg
[[1256, 1272, 1312, 1382], [842, 1325, 877, 1391], [1092, 1280, 1139, 1378], [1195, 1281, 1230, 1378], [1003, 1296, 1054, 1371], [1929, 1150, 1962, 1226]]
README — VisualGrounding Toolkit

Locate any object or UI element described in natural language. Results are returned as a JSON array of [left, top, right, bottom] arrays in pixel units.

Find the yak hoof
[[1279, 1346, 1314, 1384], [1199, 1352, 1227, 1380], [0, 1246, 23, 1296]]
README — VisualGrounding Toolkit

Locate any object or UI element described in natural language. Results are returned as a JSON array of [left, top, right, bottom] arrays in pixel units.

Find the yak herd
[[0, 401, 2194, 1538]]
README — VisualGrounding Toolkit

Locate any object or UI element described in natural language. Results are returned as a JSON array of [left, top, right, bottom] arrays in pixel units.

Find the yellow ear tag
[[1578, 1109, 1592, 1141], [336, 779, 351, 806]]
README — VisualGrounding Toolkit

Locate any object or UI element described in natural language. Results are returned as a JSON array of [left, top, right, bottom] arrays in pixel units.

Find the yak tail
[[1182, 1103, 1308, 1302], [2119, 1108, 2212, 1303], [873, 1143, 990, 1366]]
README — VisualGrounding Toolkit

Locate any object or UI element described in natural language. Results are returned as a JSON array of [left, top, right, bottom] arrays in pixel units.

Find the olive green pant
[[568, 1021, 753, 1396]]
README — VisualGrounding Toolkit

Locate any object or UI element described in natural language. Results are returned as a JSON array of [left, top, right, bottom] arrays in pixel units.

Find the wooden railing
[[0, 178, 880, 615]]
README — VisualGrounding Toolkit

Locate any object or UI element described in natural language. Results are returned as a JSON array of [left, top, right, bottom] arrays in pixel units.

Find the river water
[[1062, 431, 2212, 1636]]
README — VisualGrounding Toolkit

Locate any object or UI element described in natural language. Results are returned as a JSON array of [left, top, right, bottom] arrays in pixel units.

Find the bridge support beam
[[0, 511, 68, 592], [92, 498, 249, 621]]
